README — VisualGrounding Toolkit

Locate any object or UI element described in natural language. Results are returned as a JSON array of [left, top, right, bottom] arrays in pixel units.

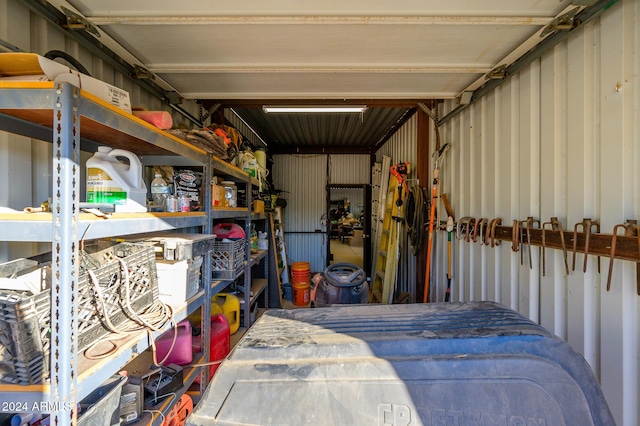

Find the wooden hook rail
[[452, 217, 640, 295], [487, 225, 639, 263]]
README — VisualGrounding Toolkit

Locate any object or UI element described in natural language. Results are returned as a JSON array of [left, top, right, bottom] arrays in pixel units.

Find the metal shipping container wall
[[375, 115, 419, 300], [376, 114, 418, 172], [329, 154, 370, 218], [272, 154, 327, 272], [0, 0, 201, 262], [328, 154, 370, 185], [438, 1, 639, 424]]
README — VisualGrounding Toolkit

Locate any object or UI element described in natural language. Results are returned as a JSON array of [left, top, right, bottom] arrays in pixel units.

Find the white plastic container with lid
[[86, 147, 147, 212]]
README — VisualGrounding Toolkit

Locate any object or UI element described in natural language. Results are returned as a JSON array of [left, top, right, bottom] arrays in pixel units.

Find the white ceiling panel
[[100, 24, 535, 70], [164, 71, 476, 99], [62, 0, 575, 101], [48, 0, 584, 149], [68, 0, 572, 17]]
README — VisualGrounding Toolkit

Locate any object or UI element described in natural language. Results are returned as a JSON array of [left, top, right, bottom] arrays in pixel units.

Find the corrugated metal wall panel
[[271, 154, 370, 272], [232, 107, 409, 150], [439, 2, 638, 424], [328, 154, 369, 185], [376, 115, 418, 175], [272, 154, 327, 272], [0, 1, 200, 262]]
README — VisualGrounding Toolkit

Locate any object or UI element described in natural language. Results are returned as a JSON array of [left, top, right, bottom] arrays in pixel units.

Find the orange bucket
[[291, 262, 310, 283], [292, 281, 310, 306]]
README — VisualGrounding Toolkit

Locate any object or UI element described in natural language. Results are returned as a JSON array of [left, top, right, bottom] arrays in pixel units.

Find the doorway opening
[[326, 184, 371, 274]]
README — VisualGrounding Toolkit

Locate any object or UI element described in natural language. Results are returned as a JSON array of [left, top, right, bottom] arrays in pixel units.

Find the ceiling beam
[[88, 15, 553, 26], [149, 65, 492, 74], [201, 99, 435, 109], [269, 145, 373, 155]]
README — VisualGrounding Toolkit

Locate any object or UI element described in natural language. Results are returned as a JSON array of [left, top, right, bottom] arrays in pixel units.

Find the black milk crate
[[0, 243, 159, 385], [211, 239, 245, 279], [0, 287, 50, 385]]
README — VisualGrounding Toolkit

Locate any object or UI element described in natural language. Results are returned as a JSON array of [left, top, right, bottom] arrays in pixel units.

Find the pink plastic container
[[155, 320, 193, 366]]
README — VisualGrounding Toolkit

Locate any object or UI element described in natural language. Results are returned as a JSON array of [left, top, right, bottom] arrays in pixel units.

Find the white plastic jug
[[86, 147, 148, 212], [239, 150, 258, 178]]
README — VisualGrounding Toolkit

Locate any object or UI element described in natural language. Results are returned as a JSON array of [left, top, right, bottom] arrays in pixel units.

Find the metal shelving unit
[[208, 155, 268, 329], [0, 81, 215, 425]]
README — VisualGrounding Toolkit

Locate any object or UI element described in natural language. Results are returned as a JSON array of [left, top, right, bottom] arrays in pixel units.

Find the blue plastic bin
[[187, 301, 614, 425]]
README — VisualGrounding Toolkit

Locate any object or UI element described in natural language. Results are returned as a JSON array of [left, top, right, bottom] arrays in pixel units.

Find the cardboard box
[[253, 199, 265, 214], [349, 229, 363, 246], [0, 53, 131, 113]]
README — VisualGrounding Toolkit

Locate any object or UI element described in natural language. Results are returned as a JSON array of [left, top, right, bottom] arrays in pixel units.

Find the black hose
[[44, 50, 91, 76], [404, 185, 429, 255]]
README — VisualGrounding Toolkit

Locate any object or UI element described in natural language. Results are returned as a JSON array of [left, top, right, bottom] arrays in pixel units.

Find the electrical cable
[[83, 254, 177, 361], [44, 50, 91, 76], [143, 410, 165, 423]]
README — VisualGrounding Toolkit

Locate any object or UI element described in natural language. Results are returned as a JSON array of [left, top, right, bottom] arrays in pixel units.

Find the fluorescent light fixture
[[262, 105, 367, 113]]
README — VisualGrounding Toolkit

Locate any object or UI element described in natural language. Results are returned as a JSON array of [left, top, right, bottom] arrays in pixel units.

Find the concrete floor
[[329, 240, 363, 268]]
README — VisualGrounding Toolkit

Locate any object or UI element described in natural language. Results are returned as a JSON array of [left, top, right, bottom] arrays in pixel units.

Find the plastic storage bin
[[156, 256, 203, 307], [211, 239, 245, 279], [187, 301, 615, 426]]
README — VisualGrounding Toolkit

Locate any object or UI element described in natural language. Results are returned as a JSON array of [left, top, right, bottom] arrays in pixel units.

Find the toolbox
[[187, 301, 615, 426]]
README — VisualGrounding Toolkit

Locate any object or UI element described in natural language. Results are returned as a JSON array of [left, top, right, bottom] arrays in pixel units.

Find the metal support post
[[51, 82, 80, 425]]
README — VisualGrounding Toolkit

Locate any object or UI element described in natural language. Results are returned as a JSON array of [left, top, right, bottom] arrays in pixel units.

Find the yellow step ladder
[[370, 155, 392, 279], [371, 173, 401, 304]]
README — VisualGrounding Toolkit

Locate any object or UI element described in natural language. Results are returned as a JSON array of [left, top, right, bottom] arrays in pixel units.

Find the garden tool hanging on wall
[[390, 162, 410, 207], [423, 143, 450, 303]]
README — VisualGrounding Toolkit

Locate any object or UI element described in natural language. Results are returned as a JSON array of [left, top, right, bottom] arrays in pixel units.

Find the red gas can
[[193, 314, 230, 383]]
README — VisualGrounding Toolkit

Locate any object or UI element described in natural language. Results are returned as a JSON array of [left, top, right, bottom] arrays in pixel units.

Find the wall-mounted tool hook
[[483, 219, 493, 246], [465, 218, 476, 242], [456, 217, 472, 241], [519, 220, 525, 265], [512, 219, 520, 253], [520, 217, 540, 269], [473, 218, 486, 243], [489, 218, 502, 247], [542, 217, 570, 276], [572, 218, 601, 273], [607, 220, 640, 294]]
